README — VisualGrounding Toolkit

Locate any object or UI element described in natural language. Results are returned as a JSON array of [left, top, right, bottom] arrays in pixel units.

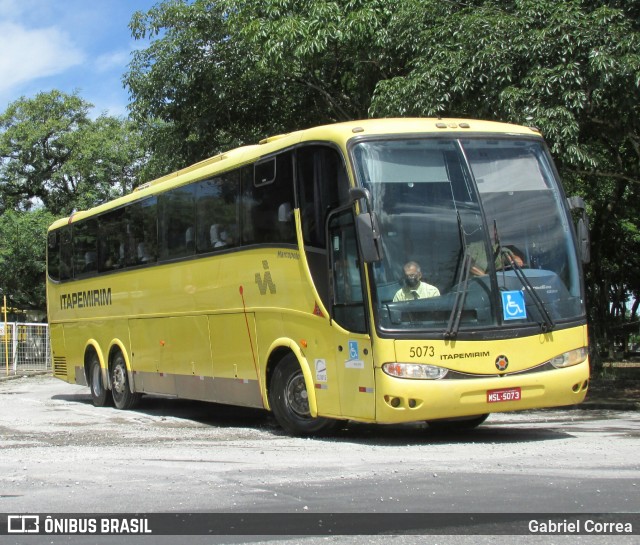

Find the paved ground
[[1, 373, 638, 545]]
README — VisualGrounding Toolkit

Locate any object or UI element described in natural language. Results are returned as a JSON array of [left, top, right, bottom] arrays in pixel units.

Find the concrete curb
[[0, 370, 50, 382]]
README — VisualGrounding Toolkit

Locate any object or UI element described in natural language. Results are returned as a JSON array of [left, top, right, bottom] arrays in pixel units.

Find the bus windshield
[[351, 137, 583, 335]]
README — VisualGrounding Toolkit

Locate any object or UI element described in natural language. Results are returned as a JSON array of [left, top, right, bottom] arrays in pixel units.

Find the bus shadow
[[53, 392, 274, 430], [135, 396, 274, 429], [320, 421, 575, 445], [53, 392, 574, 443]]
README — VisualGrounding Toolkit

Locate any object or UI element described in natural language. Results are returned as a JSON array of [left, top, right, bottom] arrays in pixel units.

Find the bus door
[[328, 208, 375, 421]]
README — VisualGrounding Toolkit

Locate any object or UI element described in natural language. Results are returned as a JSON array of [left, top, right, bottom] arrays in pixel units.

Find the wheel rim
[[112, 363, 127, 395], [284, 371, 310, 418]]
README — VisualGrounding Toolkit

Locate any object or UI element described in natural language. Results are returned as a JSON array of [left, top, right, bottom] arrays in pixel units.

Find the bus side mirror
[[567, 196, 590, 264], [349, 187, 373, 211], [355, 213, 384, 263], [349, 187, 383, 263]]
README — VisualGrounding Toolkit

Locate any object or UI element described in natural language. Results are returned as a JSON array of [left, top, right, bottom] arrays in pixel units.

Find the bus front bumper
[[373, 360, 590, 424]]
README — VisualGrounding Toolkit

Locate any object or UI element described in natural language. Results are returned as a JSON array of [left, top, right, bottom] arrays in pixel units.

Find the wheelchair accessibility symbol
[[501, 290, 527, 320], [348, 340, 359, 360]]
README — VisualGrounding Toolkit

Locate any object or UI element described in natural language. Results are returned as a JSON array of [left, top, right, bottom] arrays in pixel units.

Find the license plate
[[487, 387, 521, 403]]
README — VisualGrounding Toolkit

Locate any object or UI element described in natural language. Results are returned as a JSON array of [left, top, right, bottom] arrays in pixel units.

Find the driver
[[469, 242, 525, 276], [393, 261, 440, 301]]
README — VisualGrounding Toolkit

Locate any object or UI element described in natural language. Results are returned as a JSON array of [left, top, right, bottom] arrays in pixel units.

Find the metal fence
[[0, 322, 50, 374]]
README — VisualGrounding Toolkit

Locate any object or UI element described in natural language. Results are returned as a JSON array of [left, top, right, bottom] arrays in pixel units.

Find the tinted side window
[[60, 227, 73, 280], [297, 145, 349, 247], [196, 171, 240, 253], [47, 231, 61, 281], [159, 186, 196, 261], [73, 219, 98, 277], [242, 152, 296, 245], [127, 197, 158, 266], [98, 208, 128, 272], [328, 208, 367, 333]]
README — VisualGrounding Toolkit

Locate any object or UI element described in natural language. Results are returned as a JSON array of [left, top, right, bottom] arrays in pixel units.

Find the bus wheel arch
[[108, 345, 141, 411], [84, 343, 111, 407], [267, 349, 340, 436]]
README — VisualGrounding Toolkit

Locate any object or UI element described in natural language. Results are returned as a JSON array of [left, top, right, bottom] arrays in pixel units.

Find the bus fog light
[[549, 347, 588, 369], [382, 362, 448, 380]]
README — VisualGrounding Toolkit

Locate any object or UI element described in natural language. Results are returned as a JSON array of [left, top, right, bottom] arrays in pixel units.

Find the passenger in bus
[[210, 224, 228, 248], [393, 261, 440, 301], [185, 227, 195, 252], [83, 252, 97, 272], [137, 243, 153, 263]]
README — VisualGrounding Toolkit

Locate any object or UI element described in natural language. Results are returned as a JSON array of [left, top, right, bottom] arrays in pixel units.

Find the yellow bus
[[47, 118, 591, 434]]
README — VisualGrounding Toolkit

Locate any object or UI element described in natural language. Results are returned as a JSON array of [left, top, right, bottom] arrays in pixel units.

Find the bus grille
[[53, 357, 67, 377]]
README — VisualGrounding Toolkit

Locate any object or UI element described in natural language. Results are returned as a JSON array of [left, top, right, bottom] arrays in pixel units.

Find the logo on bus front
[[495, 355, 509, 371]]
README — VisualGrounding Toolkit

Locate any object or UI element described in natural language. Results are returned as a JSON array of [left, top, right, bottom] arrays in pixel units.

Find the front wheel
[[269, 354, 341, 436], [110, 353, 141, 410]]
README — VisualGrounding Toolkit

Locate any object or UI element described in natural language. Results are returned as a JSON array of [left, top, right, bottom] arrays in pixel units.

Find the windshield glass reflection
[[351, 137, 583, 334]]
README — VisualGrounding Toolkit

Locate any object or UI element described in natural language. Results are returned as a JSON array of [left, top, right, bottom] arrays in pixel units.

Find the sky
[[0, 0, 159, 118]]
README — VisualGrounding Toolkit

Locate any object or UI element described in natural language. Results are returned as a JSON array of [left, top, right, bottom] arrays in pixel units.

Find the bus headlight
[[382, 362, 449, 380], [549, 347, 588, 369]]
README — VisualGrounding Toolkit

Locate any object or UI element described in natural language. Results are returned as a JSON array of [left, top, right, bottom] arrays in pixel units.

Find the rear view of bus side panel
[[49, 323, 71, 382]]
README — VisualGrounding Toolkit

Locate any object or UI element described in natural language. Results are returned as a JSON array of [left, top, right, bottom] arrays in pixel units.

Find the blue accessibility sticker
[[348, 340, 359, 361], [501, 290, 527, 320]]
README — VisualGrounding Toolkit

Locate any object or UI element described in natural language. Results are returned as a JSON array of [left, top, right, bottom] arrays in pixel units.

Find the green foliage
[[126, 0, 310, 172], [0, 90, 146, 216], [0, 90, 146, 309], [0, 91, 91, 215], [0, 209, 55, 309], [125, 0, 404, 170]]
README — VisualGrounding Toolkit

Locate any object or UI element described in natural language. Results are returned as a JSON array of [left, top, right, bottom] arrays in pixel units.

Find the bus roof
[[48, 118, 542, 231]]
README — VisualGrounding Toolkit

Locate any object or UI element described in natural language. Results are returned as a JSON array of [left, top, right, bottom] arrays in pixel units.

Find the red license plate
[[487, 387, 522, 403]]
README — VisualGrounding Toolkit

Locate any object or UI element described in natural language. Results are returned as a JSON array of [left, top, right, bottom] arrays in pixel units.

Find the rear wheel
[[426, 413, 489, 432], [269, 354, 340, 436], [89, 354, 111, 407], [110, 352, 141, 410]]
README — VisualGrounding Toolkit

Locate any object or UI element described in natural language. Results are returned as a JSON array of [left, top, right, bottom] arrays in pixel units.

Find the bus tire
[[89, 354, 111, 407], [269, 354, 340, 436], [110, 352, 141, 410], [427, 413, 489, 432]]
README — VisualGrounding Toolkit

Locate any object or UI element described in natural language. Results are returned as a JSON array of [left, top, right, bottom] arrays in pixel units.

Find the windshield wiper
[[494, 226, 555, 332], [500, 248, 555, 332], [445, 212, 472, 340]]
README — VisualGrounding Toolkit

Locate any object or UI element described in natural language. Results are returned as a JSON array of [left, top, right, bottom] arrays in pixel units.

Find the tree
[[126, 0, 315, 173], [125, 0, 406, 171], [0, 90, 146, 216], [0, 209, 54, 309], [0, 90, 147, 309]]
